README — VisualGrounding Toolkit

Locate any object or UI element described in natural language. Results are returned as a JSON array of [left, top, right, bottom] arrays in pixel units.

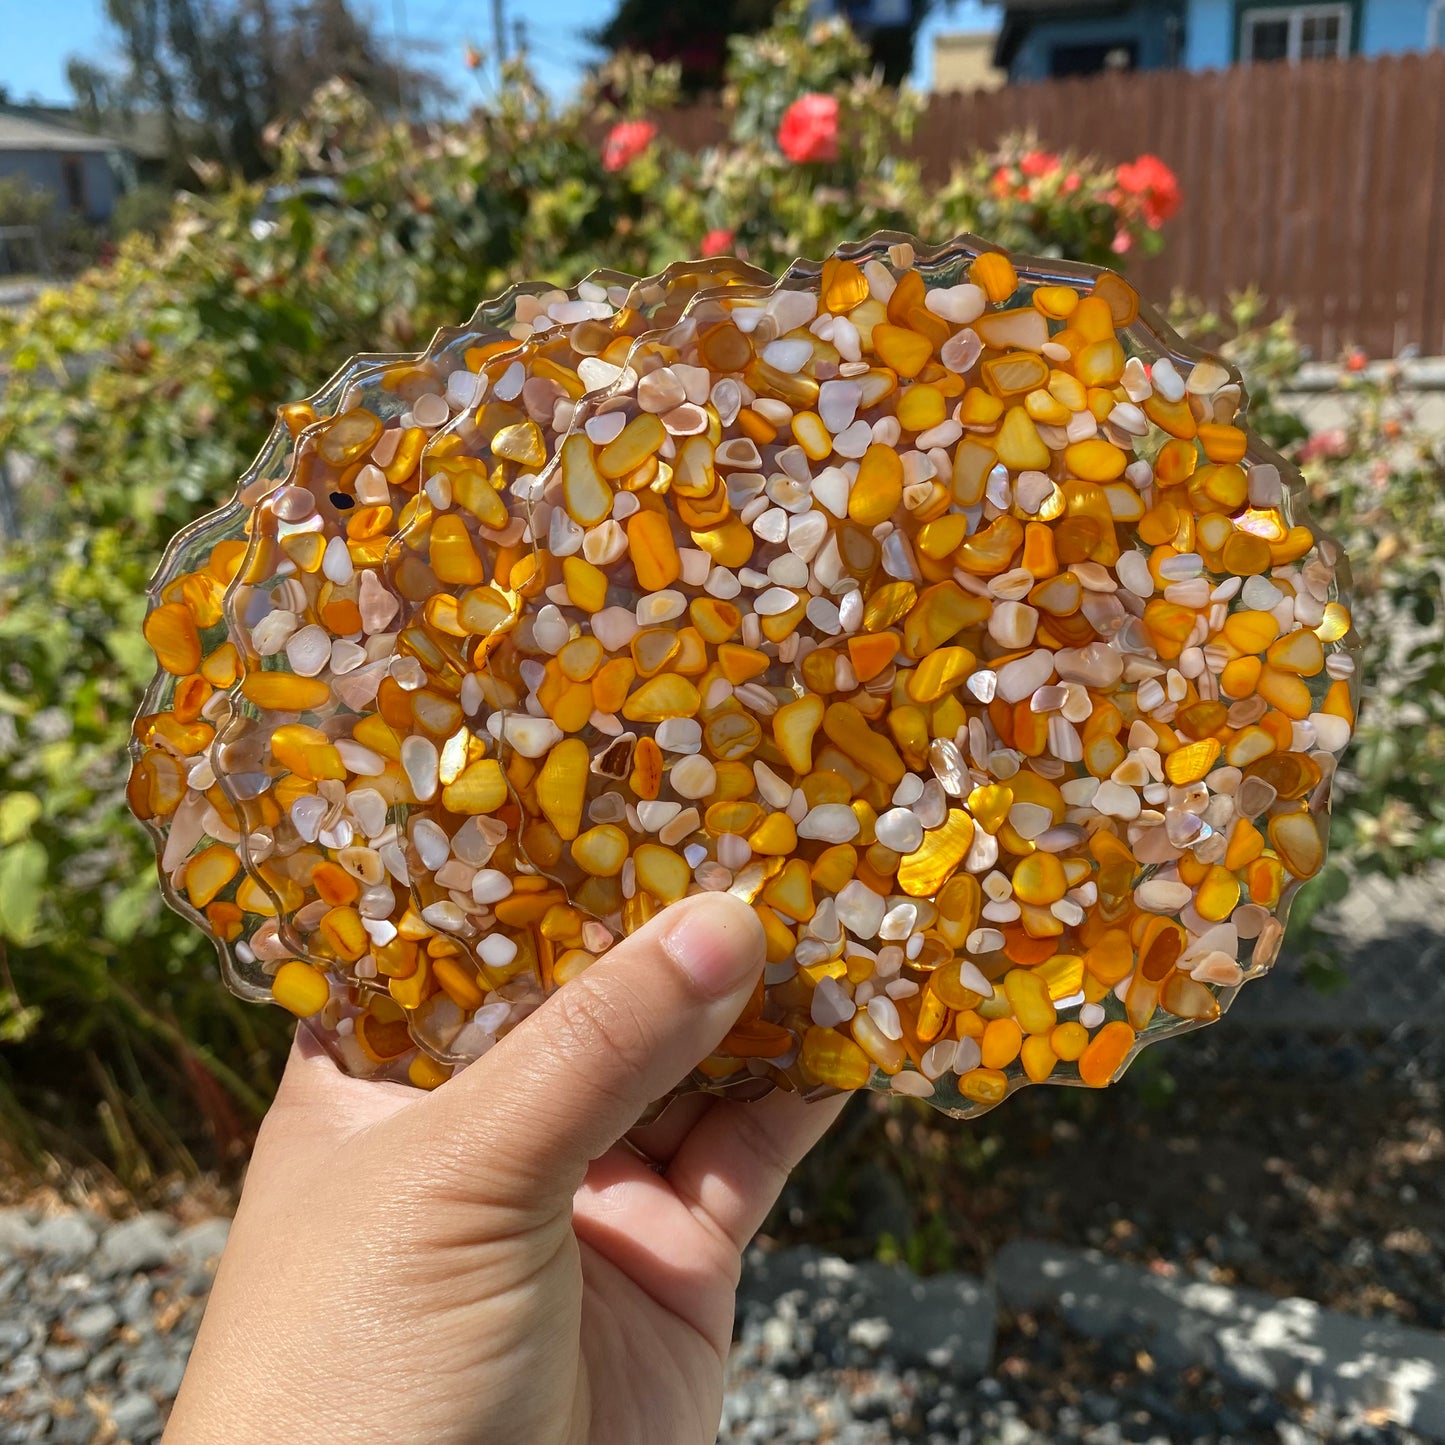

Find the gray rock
[[127, 1353, 187, 1398], [0, 1209, 35, 1258], [96, 1214, 175, 1279], [85, 1345, 122, 1385], [109, 1391, 163, 1443], [118, 1277, 155, 1325], [67, 1302, 119, 1347], [0, 1319, 31, 1364], [170, 1218, 230, 1269], [30, 1215, 96, 1263], [49, 1371, 87, 1403], [50, 1414, 100, 1445], [0, 1351, 41, 1390], [847, 1317, 892, 1351], [181, 1266, 217, 1297], [994, 1239, 1445, 1441], [41, 1345, 87, 1375]]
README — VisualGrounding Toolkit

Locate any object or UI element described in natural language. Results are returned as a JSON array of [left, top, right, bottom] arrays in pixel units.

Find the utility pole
[[491, 0, 508, 83]]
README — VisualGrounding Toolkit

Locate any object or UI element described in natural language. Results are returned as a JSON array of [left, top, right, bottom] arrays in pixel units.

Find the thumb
[[427, 891, 765, 1207]]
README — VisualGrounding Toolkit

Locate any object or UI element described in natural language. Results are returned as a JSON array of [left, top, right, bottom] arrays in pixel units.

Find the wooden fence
[[673, 53, 1445, 359]]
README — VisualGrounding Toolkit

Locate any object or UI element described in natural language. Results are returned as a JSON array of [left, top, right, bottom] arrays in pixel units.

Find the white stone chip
[[478, 934, 519, 968], [811, 975, 856, 1028], [1134, 877, 1195, 913], [925, 283, 986, 324], [875, 807, 925, 854], [797, 804, 860, 843]]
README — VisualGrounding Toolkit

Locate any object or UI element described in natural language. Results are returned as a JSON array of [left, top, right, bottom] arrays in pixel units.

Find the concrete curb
[[995, 1239, 1445, 1439]]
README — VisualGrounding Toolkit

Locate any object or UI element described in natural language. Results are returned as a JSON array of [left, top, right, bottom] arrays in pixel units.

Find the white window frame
[[1239, 4, 1352, 62]]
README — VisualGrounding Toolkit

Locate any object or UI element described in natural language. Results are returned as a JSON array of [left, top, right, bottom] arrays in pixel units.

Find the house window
[[1238, 4, 1352, 61], [60, 156, 87, 214], [1050, 39, 1139, 77]]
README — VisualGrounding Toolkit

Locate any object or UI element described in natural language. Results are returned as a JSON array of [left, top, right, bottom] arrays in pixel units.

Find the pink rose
[[778, 94, 839, 164], [602, 120, 658, 173], [701, 228, 735, 257], [1299, 428, 1351, 464]]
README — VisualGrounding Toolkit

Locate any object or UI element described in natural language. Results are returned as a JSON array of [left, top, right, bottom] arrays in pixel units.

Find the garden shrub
[[2, 6, 1195, 1176]]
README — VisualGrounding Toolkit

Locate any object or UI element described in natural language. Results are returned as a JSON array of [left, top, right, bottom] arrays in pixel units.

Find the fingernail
[[663, 896, 764, 1000]]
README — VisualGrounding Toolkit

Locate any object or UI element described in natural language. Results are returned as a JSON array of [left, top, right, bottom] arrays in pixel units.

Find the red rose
[[464, 43, 482, 70], [1116, 153, 1181, 227], [602, 120, 658, 173], [1020, 149, 1059, 178], [1346, 348, 1368, 373], [1062, 170, 1081, 193], [701, 228, 735, 257], [778, 94, 839, 164]]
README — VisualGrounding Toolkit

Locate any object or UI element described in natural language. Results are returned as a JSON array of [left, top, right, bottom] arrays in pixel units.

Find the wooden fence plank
[[1421, 59, 1445, 356], [662, 52, 1445, 357]]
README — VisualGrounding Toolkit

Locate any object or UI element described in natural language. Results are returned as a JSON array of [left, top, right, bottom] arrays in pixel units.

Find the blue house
[[1186, 1, 1444, 67], [993, 0, 1444, 82], [0, 111, 130, 225]]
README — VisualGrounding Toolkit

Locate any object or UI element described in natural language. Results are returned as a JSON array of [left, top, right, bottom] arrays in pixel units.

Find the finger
[[425, 892, 765, 1208], [665, 1088, 849, 1251]]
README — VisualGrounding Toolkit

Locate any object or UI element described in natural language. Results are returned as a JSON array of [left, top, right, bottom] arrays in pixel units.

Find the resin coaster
[[130, 234, 1360, 1116]]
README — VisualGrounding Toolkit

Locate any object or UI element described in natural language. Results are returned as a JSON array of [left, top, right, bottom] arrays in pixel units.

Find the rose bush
[[0, 6, 1190, 1176]]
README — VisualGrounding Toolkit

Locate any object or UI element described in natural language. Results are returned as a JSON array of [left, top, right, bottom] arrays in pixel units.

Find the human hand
[[164, 893, 845, 1445]]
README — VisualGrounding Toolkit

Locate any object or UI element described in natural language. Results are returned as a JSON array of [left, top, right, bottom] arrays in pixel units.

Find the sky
[[2, 0, 1002, 110]]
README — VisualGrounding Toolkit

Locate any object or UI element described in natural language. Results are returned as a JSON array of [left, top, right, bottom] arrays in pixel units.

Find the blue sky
[[4, 0, 1001, 109]]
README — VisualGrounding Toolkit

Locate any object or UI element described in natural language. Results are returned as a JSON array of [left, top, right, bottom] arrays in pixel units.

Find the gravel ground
[[0, 1210, 226, 1443], [2, 1198, 1439, 1444], [726, 1277, 1432, 1445]]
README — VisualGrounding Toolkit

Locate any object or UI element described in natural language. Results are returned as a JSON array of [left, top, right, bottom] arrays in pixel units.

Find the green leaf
[[107, 626, 158, 684], [103, 878, 160, 945], [0, 840, 48, 945], [0, 792, 42, 845]]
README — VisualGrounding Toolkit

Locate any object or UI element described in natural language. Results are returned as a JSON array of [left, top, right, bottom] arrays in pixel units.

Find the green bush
[[0, 176, 54, 229], [1171, 295, 1445, 974], [1, 7, 1186, 1181], [109, 183, 178, 241]]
